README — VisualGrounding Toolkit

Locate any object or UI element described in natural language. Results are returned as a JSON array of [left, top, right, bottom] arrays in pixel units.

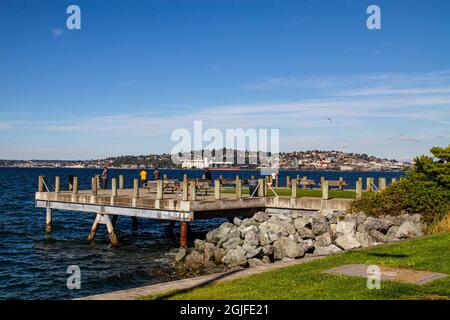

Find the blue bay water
[[0, 168, 403, 299]]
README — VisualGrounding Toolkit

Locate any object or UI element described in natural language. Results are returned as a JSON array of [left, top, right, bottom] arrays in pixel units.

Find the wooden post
[[180, 221, 188, 247], [251, 175, 255, 179], [202, 174, 206, 179], [236, 179, 242, 199], [45, 207, 52, 233], [189, 180, 196, 201], [104, 215, 118, 244], [87, 214, 101, 241], [391, 177, 397, 185], [156, 179, 163, 200], [91, 177, 97, 195], [214, 179, 221, 200], [286, 176, 290, 188], [119, 175, 124, 189], [95, 176, 100, 190], [182, 179, 188, 201], [356, 179, 362, 200], [183, 174, 188, 182], [322, 180, 329, 200], [291, 178, 297, 198], [257, 179, 265, 197], [275, 175, 279, 188], [163, 174, 168, 180], [73, 176, 78, 194], [235, 175, 240, 186], [38, 176, 45, 192], [55, 176, 60, 193], [320, 176, 324, 184], [111, 178, 117, 197], [366, 177, 373, 192], [133, 179, 139, 198], [379, 177, 386, 191]]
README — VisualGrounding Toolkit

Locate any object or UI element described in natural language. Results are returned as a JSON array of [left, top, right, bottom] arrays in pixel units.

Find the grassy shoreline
[[141, 233, 450, 300]]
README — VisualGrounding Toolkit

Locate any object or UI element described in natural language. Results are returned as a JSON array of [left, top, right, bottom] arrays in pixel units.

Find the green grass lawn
[[220, 188, 358, 199], [142, 233, 450, 300]]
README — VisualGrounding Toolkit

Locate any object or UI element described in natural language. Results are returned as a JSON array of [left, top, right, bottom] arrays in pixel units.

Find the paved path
[[78, 256, 325, 300]]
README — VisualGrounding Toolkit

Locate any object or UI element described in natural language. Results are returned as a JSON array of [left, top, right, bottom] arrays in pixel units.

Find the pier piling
[[91, 177, 98, 195], [119, 175, 124, 189], [38, 175, 45, 192], [133, 179, 139, 198], [379, 178, 387, 191], [291, 178, 297, 198], [214, 179, 221, 200], [236, 179, 242, 199], [45, 207, 52, 233], [73, 176, 78, 194], [55, 176, 60, 193], [180, 221, 188, 247], [356, 179, 362, 200]]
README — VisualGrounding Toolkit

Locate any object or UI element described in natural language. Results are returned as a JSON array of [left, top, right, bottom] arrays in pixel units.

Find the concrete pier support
[[214, 179, 221, 200], [55, 176, 60, 193], [73, 176, 78, 194], [45, 207, 52, 233], [366, 177, 374, 192], [322, 180, 329, 200], [235, 179, 242, 199], [356, 179, 363, 200], [379, 178, 386, 191], [119, 175, 124, 189], [291, 178, 297, 198], [87, 214, 118, 244], [257, 179, 265, 197]]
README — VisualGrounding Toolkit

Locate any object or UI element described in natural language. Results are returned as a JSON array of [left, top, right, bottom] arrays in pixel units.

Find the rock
[[294, 217, 312, 230], [258, 222, 280, 246], [221, 237, 243, 250], [324, 210, 345, 224], [312, 220, 330, 236], [261, 245, 274, 256], [242, 241, 257, 252], [240, 218, 259, 228], [314, 244, 342, 256], [356, 231, 374, 248], [213, 247, 226, 263], [364, 218, 393, 233], [217, 229, 241, 247], [315, 232, 332, 247], [336, 219, 356, 235], [302, 239, 315, 253], [262, 256, 271, 264], [386, 226, 399, 240], [253, 211, 269, 223], [267, 215, 296, 235], [297, 227, 314, 239], [204, 242, 216, 261], [246, 247, 262, 259], [206, 223, 236, 244], [175, 247, 187, 262], [248, 258, 265, 267], [240, 225, 259, 237], [410, 214, 422, 224], [222, 246, 247, 267], [416, 221, 427, 234], [329, 223, 337, 239], [273, 237, 305, 260], [369, 229, 390, 243], [233, 217, 242, 226], [194, 239, 205, 252], [395, 221, 422, 239], [335, 234, 361, 250], [184, 250, 204, 270]]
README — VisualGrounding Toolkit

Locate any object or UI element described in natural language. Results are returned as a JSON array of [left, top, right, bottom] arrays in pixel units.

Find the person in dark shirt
[[101, 166, 108, 189], [247, 178, 258, 197], [204, 168, 212, 181]]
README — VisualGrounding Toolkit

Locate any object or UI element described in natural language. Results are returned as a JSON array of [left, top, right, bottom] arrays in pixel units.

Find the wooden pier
[[35, 175, 390, 246]]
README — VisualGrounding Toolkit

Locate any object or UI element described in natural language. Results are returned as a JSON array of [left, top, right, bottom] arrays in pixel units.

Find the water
[[0, 168, 403, 299]]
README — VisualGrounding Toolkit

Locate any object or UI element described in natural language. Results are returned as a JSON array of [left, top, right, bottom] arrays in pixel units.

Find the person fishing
[[139, 167, 148, 187], [247, 177, 258, 197], [101, 166, 108, 189]]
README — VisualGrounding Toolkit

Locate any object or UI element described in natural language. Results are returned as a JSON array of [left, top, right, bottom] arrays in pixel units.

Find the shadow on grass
[[367, 253, 410, 258], [154, 269, 243, 300]]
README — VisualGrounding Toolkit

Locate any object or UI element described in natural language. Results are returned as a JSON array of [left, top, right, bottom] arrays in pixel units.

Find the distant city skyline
[[1, 0, 449, 161]]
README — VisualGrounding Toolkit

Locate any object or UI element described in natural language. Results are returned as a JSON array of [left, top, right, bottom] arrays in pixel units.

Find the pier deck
[[35, 174, 379, 246]]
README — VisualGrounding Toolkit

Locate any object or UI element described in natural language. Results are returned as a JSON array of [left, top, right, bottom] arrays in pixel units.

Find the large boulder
[[206, 222, 236, 244], [221, 237, 243, 250], [273, 237, 305, 260], [363, 217, 393, 233], [395, 221, 423, 239], [253, 211, 269, 223], [302, 239, 315, 253], [246, 247, 263, 259], [356, 231, 374, 248], [369, 229, 390, 243], [213, 247, 227, 263], [240, 218, 259, 228], [336, 219, 356, 235], [294, 217, 312, 230], [314, 244, 342, 256], [335, 234, 361, 250], [233, 217, 242, 226], [312, 220, 330, 236], [222, 246, 247, 267], [267, 215, 296, 236], [297, 227, 315, 239], [175, 247, 187, 262], [184, 250, 204, 270], [315, 232, 332, 247]]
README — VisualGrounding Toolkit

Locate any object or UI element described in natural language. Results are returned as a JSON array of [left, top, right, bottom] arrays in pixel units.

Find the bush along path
[[174, 209, 426, 275]]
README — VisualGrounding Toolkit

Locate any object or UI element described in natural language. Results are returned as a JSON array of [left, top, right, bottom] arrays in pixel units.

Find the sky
[[0, 0, 449, 161]]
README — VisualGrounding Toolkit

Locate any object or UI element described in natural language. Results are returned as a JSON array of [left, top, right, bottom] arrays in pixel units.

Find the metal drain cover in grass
[[322, 264, 448, 285]]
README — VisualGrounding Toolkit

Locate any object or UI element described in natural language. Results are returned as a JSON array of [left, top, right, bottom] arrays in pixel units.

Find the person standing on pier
[[152, 166, 160, 181], [101, 166, 109, 189], [139, 167, 148, 187], [204, 168, 212, 182]]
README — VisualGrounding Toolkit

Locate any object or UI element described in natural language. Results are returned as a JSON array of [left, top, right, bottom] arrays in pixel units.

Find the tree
[[413, 145, 450, 189]]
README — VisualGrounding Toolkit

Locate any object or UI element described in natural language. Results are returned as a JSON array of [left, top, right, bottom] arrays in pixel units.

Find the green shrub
[[350, 177, 450, 226]]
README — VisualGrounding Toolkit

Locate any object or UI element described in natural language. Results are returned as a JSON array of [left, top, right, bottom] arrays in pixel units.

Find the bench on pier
[[327, 180, 347, 190], [298, 179, 316, 189], [196, 179, 211, 196], [145, 180, 180, 193]]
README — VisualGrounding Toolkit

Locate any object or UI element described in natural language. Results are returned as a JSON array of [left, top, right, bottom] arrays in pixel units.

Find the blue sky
[[0, 0, 449, 160]]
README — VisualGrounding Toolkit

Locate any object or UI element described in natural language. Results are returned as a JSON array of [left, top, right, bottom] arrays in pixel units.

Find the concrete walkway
[[78, 255, 325, 300]]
